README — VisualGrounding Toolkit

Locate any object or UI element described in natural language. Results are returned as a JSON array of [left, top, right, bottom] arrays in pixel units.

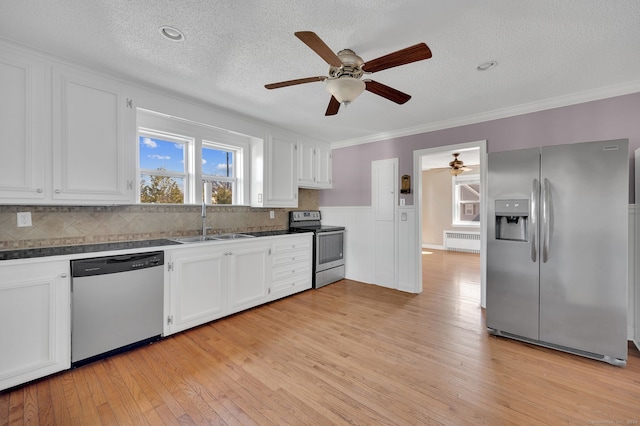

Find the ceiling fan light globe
[[326, 77, 365, 104]]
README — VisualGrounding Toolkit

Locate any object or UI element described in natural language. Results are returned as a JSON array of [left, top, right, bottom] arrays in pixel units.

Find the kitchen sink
[[171, 233, 255, 244], [210, 233, 255, 240]]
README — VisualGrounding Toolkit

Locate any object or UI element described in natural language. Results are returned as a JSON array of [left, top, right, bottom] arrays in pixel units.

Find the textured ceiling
[[1, 1, 640, 145]]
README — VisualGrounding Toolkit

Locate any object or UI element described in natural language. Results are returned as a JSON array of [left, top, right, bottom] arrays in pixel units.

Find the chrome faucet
[[201, 202, 212, 237]]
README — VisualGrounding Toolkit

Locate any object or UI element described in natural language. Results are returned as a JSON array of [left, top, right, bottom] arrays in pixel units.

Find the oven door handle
[[316, 230, 345, 236]]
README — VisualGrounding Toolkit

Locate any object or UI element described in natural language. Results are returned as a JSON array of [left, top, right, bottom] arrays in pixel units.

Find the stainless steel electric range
[[289, 210, 345, 288]]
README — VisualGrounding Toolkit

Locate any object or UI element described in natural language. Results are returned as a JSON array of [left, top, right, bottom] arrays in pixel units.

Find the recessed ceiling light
[[159, 26, 184, 42], [477, 60, 497, 71]]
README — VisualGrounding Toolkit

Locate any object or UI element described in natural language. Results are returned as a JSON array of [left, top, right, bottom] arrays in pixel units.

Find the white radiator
[[443, 231, 480, 253]]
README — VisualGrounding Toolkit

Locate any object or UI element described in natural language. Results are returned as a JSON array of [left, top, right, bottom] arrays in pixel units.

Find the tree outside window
[[137, 109, 249, 205], [138, 133, 189, 204], [203, 143, 237, 205]]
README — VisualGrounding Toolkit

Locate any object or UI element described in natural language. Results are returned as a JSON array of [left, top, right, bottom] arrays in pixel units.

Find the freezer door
[[539, 139, 628, 361], [487, 148, 540, 340]]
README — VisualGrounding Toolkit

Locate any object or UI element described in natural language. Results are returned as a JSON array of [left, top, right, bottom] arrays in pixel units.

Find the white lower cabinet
[[270, 234, 312, 300], [227, 241, 270, 314], [0, 260, 70, 392], [165, 234, 312, 336], [165, 246, 228, 335]]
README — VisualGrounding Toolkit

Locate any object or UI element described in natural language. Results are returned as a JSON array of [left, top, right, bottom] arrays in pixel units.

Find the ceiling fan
[[447, 153, 472, 176], [264, 31, 432, 116]]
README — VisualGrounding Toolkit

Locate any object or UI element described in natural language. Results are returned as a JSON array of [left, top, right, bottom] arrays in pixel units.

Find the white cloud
[[202, 159, 207, 165], [142, 137, 157, 148], [149, 154, 170, 160], [217, 163, 233, 170], [174, 143, 184, 150]]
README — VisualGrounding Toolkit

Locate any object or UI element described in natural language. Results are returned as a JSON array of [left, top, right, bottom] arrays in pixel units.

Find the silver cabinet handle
[[531, 179, 538, 263], [36, 188, 43, 193], [542, 178, 550, 263], [60, 273, 68, 278], [54, 189, 61, 194]]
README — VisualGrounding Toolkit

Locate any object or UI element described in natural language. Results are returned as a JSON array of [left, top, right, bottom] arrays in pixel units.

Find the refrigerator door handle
[[542, 177, 550, 263], [530, 178, 539, 262]]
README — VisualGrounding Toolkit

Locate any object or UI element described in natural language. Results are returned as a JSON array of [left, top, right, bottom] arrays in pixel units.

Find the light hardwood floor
[[2, 249, 639, 425]]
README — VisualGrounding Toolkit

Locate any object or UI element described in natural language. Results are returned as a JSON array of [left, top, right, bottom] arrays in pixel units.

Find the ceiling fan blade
[[325, 96, 340, 116], [362, 43, 432, 73], [365, 80, 411, 104], [294, 31, 343, 67], [265, 76, 327, 89]]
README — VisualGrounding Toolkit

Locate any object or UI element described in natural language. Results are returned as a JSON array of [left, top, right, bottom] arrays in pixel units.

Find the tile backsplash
[[0, 190, 318, 250]]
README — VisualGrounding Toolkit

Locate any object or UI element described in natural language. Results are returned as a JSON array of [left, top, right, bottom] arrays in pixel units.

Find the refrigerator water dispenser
[[495, 199, 529, 241]]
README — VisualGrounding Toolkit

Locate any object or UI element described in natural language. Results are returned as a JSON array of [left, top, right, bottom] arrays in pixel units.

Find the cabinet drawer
[[272, 250, 310, 267], [271, 266, 311, 296], [272, 237, 311, 254], [273, 260, 310, 282]]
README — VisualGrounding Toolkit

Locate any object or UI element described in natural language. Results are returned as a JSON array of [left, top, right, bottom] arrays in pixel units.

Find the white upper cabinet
[[298, 139, 332, 189], [51, 66, 135, 203], [0, 47, 47, 201], [251, 131, 299, 207], [0, 43, 136, 204]]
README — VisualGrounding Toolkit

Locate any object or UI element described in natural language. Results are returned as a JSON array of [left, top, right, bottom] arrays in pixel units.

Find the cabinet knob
[[55, 189, 61, 194], [36, 188, 43, 193], [60, 273, 68, 278]]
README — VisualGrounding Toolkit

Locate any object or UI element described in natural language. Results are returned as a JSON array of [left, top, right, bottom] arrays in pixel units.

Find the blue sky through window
[[139, 136, 233, 177], [139, 136, 185, 172], [203, 146, 233, 177]]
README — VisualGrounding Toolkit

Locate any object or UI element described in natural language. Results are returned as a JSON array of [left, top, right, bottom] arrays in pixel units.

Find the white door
[[372, 159, 398, 288]]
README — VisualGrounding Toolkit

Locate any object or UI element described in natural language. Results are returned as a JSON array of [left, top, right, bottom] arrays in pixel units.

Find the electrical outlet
[[17, 212, 32, 227], [400, 198, 405, 206], [269, 210, 275, 219]]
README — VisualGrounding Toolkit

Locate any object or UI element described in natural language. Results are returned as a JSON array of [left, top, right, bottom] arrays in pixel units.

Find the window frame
[[136, 109, 250, 205], [202, 141, 241, 205], [451, 173, 480, 227]]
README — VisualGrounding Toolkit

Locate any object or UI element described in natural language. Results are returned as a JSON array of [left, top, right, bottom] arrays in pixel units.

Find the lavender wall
[[320, 92, 640, 206]]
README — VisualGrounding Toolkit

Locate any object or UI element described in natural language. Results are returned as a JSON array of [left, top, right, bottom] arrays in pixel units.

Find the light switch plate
[[17, 212, 32, 227], [269, 210, 275, 219]]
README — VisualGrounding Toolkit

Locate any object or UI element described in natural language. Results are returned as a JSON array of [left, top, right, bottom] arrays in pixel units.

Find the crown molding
[[330, 80, 640, 150]]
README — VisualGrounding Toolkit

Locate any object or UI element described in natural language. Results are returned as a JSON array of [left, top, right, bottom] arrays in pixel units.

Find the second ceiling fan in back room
[[265, 31, 432, 116]]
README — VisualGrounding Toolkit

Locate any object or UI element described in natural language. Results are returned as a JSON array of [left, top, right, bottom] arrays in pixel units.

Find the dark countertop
[[0, 239, 182, 261], [0, 230, 308, 261]]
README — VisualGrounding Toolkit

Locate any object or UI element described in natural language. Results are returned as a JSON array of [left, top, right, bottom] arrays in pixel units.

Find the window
[[452, 173, 480, 226], [137, 109, 250, 205], [139, 131, 190, 204], [202, 143, 237, 205]]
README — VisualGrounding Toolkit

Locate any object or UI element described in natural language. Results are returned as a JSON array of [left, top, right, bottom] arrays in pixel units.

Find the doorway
[[412, 141, 487, 307]]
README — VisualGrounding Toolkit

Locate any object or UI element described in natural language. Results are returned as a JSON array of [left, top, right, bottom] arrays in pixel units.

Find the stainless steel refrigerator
[[487, 139, 628, 366]]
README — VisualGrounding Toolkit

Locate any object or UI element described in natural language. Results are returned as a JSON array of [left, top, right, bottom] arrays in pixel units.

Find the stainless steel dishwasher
[[71, 251, 164, 366]]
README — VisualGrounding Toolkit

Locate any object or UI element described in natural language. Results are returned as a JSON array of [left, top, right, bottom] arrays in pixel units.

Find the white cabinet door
[[267, 133, 298, 206], [298, 140, 316, 187], [166, 247, 228, 335], [252, 131, 298, 207], [52, 66, 135, 203], [0, 47, 47, 201], [0, 260, 70, 392], [297, 139, 332, 189], [315, 143, 333, 188], [227, 242, 270, 313]]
